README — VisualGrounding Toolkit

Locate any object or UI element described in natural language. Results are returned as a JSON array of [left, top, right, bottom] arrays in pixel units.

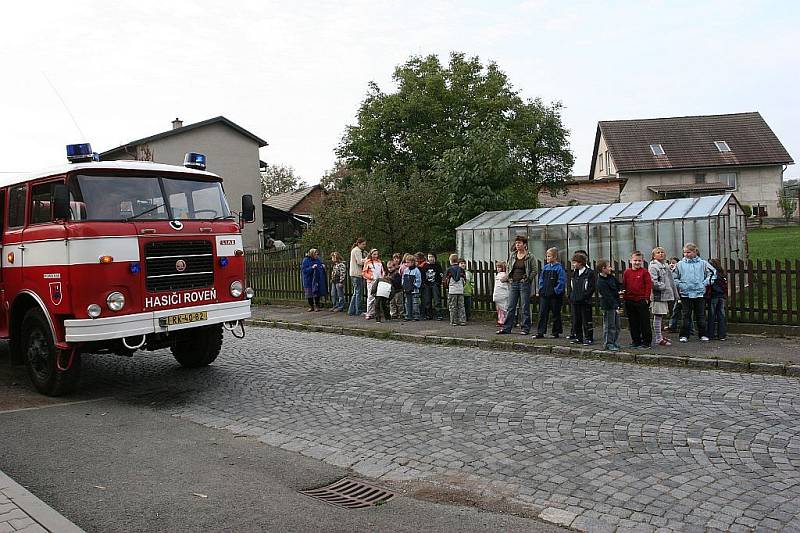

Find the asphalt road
[[0, 343, 562, 533]]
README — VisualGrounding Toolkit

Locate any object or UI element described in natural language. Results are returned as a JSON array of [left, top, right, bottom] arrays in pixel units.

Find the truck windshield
[[72, 175, 232, 221]]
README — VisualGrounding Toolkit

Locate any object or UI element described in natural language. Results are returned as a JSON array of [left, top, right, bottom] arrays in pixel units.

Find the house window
[[754, 205, 768, 217], [714, 141, 731, 152], [650, 144, 665, 156], [605, 152, 611, 173], [694, 173, 706, 184], [718, 172, 737, 188], [598, 154, 604, 172]]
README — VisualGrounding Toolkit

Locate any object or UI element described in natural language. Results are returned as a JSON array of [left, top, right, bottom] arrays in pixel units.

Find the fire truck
[[1, 143, 255, 396]]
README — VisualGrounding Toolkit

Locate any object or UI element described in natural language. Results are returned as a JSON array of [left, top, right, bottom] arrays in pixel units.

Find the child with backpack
[[402, 254, 422, 321], [444, 254, 467, 326], [329, 251, 347, 312], [568, 252, 595, 345], [459, 258, 474, 321], [707, 259, 728, 340], [596, 259, 623, 351]]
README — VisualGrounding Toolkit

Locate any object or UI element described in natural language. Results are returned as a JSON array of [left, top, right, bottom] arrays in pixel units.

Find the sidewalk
[[250, 304, 800, 374], [0, 470, 84, 533]]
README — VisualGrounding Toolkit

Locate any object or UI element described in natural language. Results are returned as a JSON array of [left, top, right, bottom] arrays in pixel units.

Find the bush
[[741, 204, 753, 218]]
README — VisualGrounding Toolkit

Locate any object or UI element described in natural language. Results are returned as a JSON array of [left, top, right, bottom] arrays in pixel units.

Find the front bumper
[[64, 300, 251, 343]]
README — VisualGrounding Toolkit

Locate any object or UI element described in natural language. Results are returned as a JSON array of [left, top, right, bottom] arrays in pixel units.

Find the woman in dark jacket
[[301, 248, 328, 311]]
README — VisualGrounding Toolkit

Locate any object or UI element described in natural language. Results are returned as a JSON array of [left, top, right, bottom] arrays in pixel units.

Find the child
[[596, 259, 622, 351], [371, 270, 393, 322], [666, 256, 682, 333], [648, 247, 677, 346], [622, 250, 653, 348], [568, 252, 595, 345], [402, 254, 422, 321], [388, 260, 405, 319], [673, 243, 715, 343], [707, 258, 728, 340], [566, 249, 588, 340], [492, 261, 510, 327], [422, 252, 444, 320], [535, 247, 566, 338], [329, 251, 347, 312], [444, 254, 467, 326], [362, 249, 384, 319], [459, 258, 474, 321]]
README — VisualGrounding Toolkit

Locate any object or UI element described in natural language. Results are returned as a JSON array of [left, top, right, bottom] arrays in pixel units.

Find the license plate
[[159, 311, 208, 327]]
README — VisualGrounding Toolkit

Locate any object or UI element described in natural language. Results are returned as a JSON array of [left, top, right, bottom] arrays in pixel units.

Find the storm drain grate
[[300, 478, 395, 509]]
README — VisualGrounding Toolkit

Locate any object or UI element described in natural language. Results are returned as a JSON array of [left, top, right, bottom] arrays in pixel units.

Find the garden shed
[[456, 194, 746, 265]]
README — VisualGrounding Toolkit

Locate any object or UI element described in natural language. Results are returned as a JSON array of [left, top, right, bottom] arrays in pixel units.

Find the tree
[[260, 163, 306, 198], [777, 190, 798, 222], [301, 173, 444, 257], [334, 52, 574, 248]]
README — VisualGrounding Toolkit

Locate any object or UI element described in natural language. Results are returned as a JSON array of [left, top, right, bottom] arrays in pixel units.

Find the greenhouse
[[456, 194, 747, 265]]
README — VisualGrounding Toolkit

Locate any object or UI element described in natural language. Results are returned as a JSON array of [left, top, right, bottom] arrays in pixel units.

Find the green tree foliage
[[777, 190, 798, 222], [261, 163, 306, 199], [301, 173, 444, 257], [324, 52, 573, 250]]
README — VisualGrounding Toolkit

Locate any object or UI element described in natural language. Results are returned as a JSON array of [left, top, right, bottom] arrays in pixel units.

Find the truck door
[[1, 184, 27, 336]]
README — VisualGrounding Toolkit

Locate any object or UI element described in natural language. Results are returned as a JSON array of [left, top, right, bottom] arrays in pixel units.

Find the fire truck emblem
[[49, 282, 63, 306], [175, 259, 187, 272], [169, 220, 183, 231]]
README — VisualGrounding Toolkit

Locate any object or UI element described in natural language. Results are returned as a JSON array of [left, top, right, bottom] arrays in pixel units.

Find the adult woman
[[361, 249, 384, 319], [347, 238, 367, 316], [497, 235, 536, 335], [301, 248, 328, 311]]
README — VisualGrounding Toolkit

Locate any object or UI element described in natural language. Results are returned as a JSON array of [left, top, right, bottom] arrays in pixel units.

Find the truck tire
[[171, 323, 223, 368], [22, 308, 81, 396]]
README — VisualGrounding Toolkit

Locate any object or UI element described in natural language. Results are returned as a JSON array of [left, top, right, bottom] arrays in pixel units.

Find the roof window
[[714, 140, 731, 152], [650, 144, 665, 156]]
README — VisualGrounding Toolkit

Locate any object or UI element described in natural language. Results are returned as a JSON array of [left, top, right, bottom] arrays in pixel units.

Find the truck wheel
[[171, 323, 223, 368], [22, 308, 81, 396]]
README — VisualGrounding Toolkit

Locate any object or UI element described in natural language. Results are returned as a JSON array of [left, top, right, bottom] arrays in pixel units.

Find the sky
[[2, 1, 798, 183]]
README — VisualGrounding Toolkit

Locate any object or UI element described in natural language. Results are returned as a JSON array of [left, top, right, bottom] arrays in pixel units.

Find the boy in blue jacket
[[674, 243, 716, 343], [535, 247, 566, 338]]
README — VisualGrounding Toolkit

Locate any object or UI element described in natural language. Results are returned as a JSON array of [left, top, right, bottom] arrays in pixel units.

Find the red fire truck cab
[[1, 144, 255, 396]]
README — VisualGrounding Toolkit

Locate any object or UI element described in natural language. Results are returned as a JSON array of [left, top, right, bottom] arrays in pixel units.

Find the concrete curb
[[0, 469, 84, 533], [247, 319, 794, 378]]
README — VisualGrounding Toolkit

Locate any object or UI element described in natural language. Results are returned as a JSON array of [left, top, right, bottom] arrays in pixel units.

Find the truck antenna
[[42, 71, 87, 140]]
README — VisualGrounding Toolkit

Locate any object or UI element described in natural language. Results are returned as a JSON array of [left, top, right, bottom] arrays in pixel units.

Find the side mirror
[[53, 183, 70, 220], [241, 194, 255, 224]]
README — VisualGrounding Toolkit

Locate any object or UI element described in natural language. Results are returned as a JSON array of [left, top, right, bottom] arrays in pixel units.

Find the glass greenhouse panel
[[634, 222, 657, 256], [657, 221, 683, 259], [528, 226, 547, 263], [611, 222, 635, 263], [492, 228, 510, 262], [685, 196, 727, 218], [588, 224, 610, 263], [570, 203, 612, 224], [461, 231, 474, 261], [568, 225, 588, 259], [639, 199, 675, 221], [474, 229, 491, 262], [662, 198, 696, 219], [684, 219, 712, 258], [544, 225, 568, 264]]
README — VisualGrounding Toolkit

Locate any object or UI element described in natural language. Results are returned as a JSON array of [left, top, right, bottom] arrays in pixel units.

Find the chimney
[[172, 117, 183, 130]]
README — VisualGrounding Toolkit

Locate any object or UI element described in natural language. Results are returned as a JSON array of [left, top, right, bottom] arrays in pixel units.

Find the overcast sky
[[2, 1, 798, 183]]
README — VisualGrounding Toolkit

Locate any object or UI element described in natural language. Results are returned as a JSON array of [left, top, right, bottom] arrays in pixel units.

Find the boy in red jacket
[[622, 250, 653, 348]]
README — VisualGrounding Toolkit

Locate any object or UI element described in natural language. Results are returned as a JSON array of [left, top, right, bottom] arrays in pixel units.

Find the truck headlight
[[245, 287, 255, 299], [87, 304, 102, 318], [230, 281, 243, 298], [107, 291, 126, 312]]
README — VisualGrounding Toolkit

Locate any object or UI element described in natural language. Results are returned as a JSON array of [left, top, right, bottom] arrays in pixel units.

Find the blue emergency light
[[67, 143, 94, 163], [184, 152, 207, 170]]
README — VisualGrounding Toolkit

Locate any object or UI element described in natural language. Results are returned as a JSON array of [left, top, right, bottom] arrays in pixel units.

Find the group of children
[[501, 242, 727, 351], [329, 250, 475, 324]]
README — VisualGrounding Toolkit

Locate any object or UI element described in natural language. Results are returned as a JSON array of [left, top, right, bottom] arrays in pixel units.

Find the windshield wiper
[[212, 214, 237, 220], [123, 203, 166, 222]]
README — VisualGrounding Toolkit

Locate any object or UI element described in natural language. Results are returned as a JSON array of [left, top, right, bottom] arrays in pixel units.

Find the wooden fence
[[245, 253, 800, 326]]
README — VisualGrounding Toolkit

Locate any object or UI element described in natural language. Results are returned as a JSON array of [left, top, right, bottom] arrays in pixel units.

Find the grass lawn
[[747, 226, 800, 261]]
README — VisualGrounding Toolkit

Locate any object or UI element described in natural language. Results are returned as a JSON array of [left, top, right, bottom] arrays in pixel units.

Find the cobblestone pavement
[[80, 327, 800, 533]]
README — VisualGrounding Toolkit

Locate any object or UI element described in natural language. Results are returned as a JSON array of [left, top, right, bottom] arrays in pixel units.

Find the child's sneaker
[[657, 338, 672, 347], [679, 337, 688, 343], [719, 336, 727, 341], [605, 344, 619, 351], [582, 340, 594, 346], [700, 336, 710, 341]]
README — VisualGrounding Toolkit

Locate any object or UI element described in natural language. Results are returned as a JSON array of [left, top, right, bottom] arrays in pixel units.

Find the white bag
[[376, 280, 392, 298]]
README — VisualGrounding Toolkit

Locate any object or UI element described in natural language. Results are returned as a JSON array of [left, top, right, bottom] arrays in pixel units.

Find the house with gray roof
[[262, 185, 326, 243], [101, 116, 267, 248], [589, 112, 794, 216]]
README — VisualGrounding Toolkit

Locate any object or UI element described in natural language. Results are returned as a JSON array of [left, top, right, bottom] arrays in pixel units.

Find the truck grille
[[145, 240, 214, 292]]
